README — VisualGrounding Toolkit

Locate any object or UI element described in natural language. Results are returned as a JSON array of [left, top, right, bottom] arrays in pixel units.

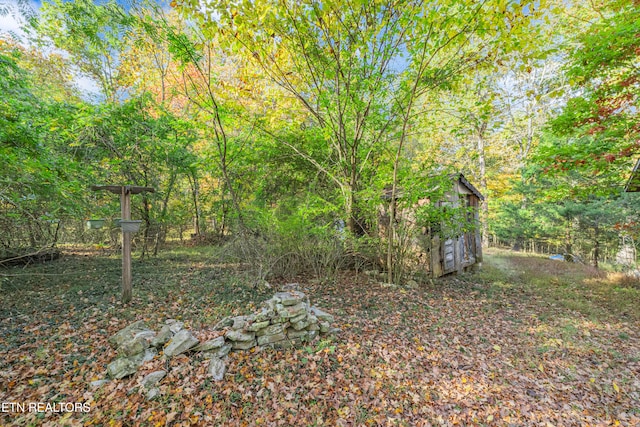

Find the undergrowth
[[478, 248, 640, 322]]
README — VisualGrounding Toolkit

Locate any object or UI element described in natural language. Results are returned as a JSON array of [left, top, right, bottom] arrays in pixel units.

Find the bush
[[220, 212, 346, 284]]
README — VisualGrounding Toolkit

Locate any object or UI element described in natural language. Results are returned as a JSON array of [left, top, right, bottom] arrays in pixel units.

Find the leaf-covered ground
[[1, 247, 638, 426]]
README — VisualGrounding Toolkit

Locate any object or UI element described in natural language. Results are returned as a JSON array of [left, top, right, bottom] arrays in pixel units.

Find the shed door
[[442, 238, 456, 273]]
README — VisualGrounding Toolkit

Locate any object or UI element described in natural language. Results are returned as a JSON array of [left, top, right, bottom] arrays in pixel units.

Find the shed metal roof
[[381, 174, 484, 200], [457, 174, 484, 201]]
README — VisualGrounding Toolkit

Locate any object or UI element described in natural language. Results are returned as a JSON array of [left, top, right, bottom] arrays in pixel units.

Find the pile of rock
[[216, 291, 335, 350], [98, 290, 335, 397]]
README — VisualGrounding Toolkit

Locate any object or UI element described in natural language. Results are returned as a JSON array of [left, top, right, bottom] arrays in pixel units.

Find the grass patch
[[481, 248, 640, 322]]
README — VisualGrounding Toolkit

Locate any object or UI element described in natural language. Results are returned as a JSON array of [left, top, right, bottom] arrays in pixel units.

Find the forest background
[[1, 0, 639, 280]]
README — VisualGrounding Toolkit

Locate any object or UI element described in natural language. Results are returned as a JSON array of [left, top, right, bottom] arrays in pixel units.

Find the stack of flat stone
[[106, 318, 197, 380], [100, 290, 335, 392], [218, 291, 335, 350], [106, 320, 158, 380]]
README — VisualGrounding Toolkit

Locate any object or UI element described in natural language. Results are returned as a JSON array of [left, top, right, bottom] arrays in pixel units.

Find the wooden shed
[[381, 173, 484, 278], [429, 174, 484, 277]]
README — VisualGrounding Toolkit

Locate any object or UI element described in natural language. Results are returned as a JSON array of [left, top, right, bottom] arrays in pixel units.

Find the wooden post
[[121, 186, 132, 303], [91, 185, 154, 303]]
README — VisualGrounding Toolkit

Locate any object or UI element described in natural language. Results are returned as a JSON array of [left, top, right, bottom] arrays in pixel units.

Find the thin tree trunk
[[51, 220, 61, 247], [345, 153, 366, 236], [188, 171, 201, 236], [220, 165, 245, 232], [139, 194, 152, 260], [593, 222, 599, 269], [565, 221, 573, 262], [477, 127, 489, 248], [154, 171, 177, 256]]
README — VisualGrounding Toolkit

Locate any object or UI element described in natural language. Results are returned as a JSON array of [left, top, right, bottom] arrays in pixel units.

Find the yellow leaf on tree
[[613, 382, 620, 393], [538, 364, 544, 372]]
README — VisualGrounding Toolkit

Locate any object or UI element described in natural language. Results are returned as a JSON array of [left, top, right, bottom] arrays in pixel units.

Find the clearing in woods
[[0, 247, 638, 426]]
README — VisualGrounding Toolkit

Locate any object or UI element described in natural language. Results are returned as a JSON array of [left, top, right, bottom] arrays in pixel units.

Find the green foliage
[[499, 1, 640, 260], [166, 31, 201, 68], [172, 0, 548, 237], [7, 0, 639, 277], [491, 150, 638, 265], [0, 43, 89, 249], [36, 0, 135, 101], [545, 1, 640, 192]]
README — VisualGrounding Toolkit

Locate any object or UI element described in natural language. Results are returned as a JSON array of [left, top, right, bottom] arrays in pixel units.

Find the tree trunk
[[593, 222, 599, 269], [27, 222, 37, 248], [154, 171, 177, 256], [477, 131, 489, 248], [140, 194, 151, 260], [565, 221, 573, 262], [386, 195, 397, 284], [188, 171, 201, 236], [345, 183, 365, 237], [220, 161, 245, 232]]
